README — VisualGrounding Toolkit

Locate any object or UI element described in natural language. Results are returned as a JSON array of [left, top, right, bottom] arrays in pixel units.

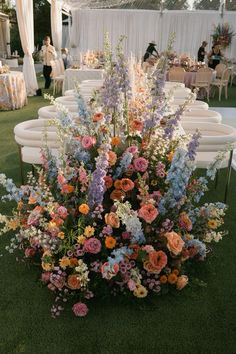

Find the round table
[[63, 68, 104, 93], [0, 71, 27, 111]]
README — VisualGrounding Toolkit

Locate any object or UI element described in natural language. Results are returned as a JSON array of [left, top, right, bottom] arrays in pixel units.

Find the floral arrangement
[[83, 50, 104, 69], [212, 23, 235, 48], [0, 36, 228, 318], [0, 64, 10, 74]]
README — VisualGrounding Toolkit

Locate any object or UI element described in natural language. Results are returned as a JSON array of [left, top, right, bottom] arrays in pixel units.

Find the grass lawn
[[0, 83, 236, 354]]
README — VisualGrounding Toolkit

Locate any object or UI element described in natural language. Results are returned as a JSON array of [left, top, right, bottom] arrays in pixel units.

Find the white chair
[[182, 121, 236, 202], [165, 87, 191, 100], [50, 60, 64, 95], [14, 120, 59, 183], [211, 68, 232, 101], [64, 89, 76, 96], [215, 63, 226, 79], [191, 67, 213, 101], [181, 109, 222, 124]]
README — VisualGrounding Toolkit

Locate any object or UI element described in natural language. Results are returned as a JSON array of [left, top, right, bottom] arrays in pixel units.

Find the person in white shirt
[[40, 36, 57, 89]]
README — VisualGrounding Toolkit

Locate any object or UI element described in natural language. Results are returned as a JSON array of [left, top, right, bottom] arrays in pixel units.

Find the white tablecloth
[[0, 71, 27, 111], [63, 68, 104, 93]]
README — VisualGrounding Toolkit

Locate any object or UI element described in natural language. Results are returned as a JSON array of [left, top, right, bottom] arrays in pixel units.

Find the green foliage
[[194, 0, 236, 11]]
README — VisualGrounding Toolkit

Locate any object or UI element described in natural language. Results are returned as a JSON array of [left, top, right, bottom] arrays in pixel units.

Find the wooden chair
[[211, 68, 231, 101], [191, 67, 213, 101], [215, 63, 226, 79], [50, 59, 64, 95], [168, 67, 185, 83]]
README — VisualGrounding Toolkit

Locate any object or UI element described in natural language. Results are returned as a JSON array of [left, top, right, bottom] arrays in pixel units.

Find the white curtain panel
[[51, 0, 62, 54], [15, 0, 38, 96], [70, 9, 236, 60]]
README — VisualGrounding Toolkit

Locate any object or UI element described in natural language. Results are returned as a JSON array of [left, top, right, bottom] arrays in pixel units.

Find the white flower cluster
[[75, 259, 90, 288], [203, 231, 225, 243]]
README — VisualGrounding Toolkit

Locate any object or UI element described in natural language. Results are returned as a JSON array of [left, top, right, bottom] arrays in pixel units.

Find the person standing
[[40, 36, 57, 89], [143, 41, 159, 62], [197, 41, 208, 62]]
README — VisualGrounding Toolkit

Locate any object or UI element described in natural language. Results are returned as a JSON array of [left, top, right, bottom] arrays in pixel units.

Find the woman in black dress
[[207, 45, 223, 69]]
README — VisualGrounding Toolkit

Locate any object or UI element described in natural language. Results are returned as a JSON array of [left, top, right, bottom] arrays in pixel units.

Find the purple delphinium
[[186, 130, 201, 161], [88, 143, 110, 209]]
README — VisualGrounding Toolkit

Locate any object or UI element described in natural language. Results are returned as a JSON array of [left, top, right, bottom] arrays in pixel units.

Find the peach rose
[[108, 151, 117, 166], [111, 136, 121, 146], [105, 212, 120, 228], [120, 178, 135, 192], [148, 250, 168, 274], [131, 119, 144, 132], [67, 274, 81, 289], [165, 231, 184, 255], [104, 176, 113, 189], [138, 204, 158, 224], [110, 189, 125, 201], [176, 275, 188, 290]]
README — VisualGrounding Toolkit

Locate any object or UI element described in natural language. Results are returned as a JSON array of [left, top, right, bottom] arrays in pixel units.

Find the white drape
[[51, 0, 62, 55], [70, 9, 236, 60], [15, 0, 38, 96]]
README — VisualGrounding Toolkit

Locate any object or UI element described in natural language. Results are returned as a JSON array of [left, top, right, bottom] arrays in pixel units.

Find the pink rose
[[41, 272, 51, 283], [81, 136, 96, 149], [127, 145, 139, 155], [84, 237, 101, 254], [133, 157, 149, 172], [57, 206, 68, 219], [176, 275, 188, 290], [138, 204, 158, 224], [72, 302, 89, 317], [165, 231, 185, 255], [24, 247, 36, 258]]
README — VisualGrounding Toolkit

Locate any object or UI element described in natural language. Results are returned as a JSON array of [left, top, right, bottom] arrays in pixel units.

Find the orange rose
[[143, 261, 159, 274], [164, 231, 184, 255], [93, 112, 104, 122], [114, 180, 122, 189], [160, 275, 168, 284], [104, 176, 113, 189], [105, 236, 117, 249], [105, 212, 120, 228], [168, 273, 178, 284], [78, 204, 90, 215], [108, 151, 117, 166], [111, 136, 121, 146], [110, 189, 125, 201], [28, 195, 37, 204], [120, 178, 135, 192], [148, 250, 168, 274], [67, 274, 81, 289]]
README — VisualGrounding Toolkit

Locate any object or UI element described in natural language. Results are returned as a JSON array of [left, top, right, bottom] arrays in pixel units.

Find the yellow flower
[[207, 219, 218, 229], [78, 204, 90, 215], [77, 235, 86, 244], [57, 232, 65, 240], [84, 226, 95, 238], [133, 285, 148, 298], [42, 262, 54, 271], [59, 256, 70, 269]]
